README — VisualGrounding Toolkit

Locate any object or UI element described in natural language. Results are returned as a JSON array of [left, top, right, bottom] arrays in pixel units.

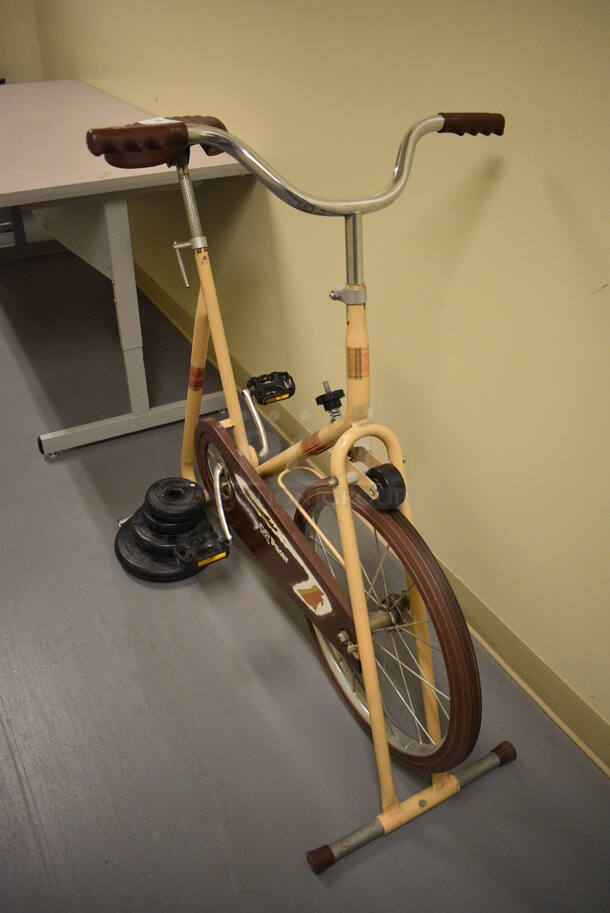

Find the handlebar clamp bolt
[[329, 285, 367, 305]]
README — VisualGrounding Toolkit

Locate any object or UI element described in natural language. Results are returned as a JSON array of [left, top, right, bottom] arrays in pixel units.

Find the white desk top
[[0, 80, 245, 207]]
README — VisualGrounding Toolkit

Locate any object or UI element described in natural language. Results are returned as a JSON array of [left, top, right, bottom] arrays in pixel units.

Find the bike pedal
[[174, 525, 230, 571], [246, 371, 295, 405]]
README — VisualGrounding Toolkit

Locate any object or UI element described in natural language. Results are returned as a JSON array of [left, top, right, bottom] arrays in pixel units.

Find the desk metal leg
[[36, 393, 226, 455], [28, 197, 225, 455], [103, 197, 149, 416]]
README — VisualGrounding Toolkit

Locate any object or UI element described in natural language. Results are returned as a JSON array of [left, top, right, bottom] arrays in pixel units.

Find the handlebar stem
[[345, 213, 364, 286]]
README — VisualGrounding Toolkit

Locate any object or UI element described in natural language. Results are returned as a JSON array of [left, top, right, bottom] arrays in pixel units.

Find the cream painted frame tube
[[329, 420, 443, 808], [180, 245, 254, 482], [180, 281, 210, 481]]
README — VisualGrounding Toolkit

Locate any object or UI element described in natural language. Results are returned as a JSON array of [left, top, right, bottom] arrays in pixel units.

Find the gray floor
[[0, 253, 608, 913]]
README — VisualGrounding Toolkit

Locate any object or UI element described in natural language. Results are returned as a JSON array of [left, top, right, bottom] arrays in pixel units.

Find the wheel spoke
[[316, 532, 335, 578], [375, 530, 391, 605], [390, 630, 426, 744], [379, 647, 399, 740], [391, 626, 442, 652], [395, 629, 451, 723], [319, 540, 346, 575], [375, 657, 434, 743], [317, 529, 383, 608], [359, 560, 383, 607], [368, 531, 391, 603], [388, 618, 434, 631], [374, 639, 450, 705]]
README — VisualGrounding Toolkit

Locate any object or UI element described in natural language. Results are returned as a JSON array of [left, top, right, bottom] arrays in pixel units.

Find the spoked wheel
[[296, 482, 481, 771]]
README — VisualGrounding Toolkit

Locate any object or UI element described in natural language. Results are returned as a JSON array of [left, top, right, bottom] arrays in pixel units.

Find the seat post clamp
[[329, 284, 367, 305]]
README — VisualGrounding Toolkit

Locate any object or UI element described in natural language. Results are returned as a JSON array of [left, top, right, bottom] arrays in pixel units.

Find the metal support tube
[[456, 753, 500, 788], [213, 463, 232, 542], [345, 212, 364, 285], [176, 161, 203, 242], [241, 388, 270, 459], [331, 819, 385, 860], [456, 741, 517, 789], [307, 819, 384, 874]]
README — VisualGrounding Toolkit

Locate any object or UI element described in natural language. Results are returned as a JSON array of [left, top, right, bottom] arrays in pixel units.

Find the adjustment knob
[[315, 381, 344, 422]]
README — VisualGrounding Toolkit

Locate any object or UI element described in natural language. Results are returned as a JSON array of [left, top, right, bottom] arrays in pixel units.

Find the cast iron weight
[[115, 477, 229, 582]]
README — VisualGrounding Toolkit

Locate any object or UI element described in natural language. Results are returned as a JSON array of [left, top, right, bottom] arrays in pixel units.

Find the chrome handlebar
[[86, 110, 503, 288], [185, 115, 445, 218]]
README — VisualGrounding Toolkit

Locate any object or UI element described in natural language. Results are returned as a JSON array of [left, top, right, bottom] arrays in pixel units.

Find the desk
[[0, 79, 244, 454]]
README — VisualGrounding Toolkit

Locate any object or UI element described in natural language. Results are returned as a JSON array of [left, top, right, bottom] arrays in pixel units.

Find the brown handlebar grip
[[86, 120, 188, 156], [439, 113, 505, 137], [171, 115, 228, 156], [86, 114, 228, 169]]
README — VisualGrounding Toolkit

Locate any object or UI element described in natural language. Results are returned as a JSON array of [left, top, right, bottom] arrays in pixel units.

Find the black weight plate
[[115, 520, 198, 583], [142, 503, 202, 535], [131, 507, 215, 556], [145, 477, 205, 522]]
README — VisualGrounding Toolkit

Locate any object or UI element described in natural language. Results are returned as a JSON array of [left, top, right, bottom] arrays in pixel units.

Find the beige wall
[[0, 0, 42, 82], [31, 2, 609, 726]]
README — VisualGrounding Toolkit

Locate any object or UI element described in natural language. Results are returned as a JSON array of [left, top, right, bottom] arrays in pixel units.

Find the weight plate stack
[[115, 477, 229, 582]]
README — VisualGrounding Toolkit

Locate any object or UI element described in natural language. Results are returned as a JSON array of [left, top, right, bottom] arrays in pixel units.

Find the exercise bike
[[87, 110, 516, 872]]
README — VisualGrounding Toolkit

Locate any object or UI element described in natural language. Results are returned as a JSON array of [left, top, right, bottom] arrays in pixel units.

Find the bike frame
[[84, 108, 513, 870], [174, 158, 510, 867]]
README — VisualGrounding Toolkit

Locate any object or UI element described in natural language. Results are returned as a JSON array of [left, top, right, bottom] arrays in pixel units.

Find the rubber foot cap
[[492, 741, 517, 766], [307, 844, 335, 875]]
